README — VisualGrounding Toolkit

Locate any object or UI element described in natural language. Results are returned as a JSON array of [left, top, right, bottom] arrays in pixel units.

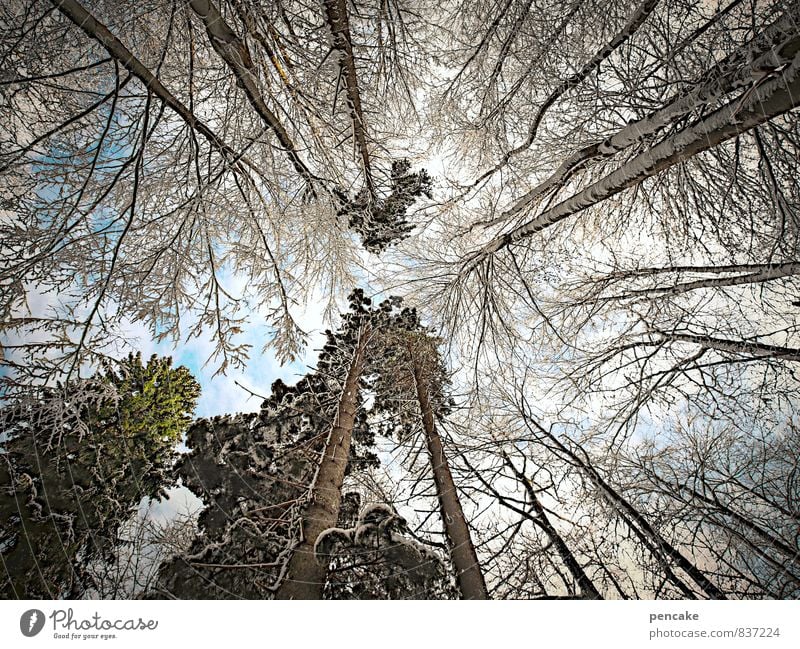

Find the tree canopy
[[2, 0, 800, 601]]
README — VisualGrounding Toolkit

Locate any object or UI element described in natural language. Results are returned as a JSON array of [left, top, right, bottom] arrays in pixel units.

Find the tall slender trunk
[[462, 448, 602, 598], [275, 325, 370, 599], [499, 2, 800, 221], [607, 261, 800, 300], [410, 352, 489, 599], [322, 0, 374, 195], [467, 33, 800, 267], [501, 452, 602, 599], [532, 423, 726, 599], [187, 0, 316, 187], [658, 333, 800, 362]]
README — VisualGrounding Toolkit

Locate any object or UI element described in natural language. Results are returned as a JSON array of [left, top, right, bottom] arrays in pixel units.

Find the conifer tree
[[158, 291, 461, 599], [337, 160, 433, 253], [275, 289, 402, 598], [368, 307, 489, 599], [319, 493, 458, 600], [155, 355, 379, 598], [0, 353, 199, 598]]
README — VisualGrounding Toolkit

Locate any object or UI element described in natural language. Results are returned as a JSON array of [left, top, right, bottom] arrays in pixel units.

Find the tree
[[274, 289, 378, 598], [153, 411, 318, 598], [337, 159, 434, 252], [155, 318, 381, 599], [156, 292, 475, 599], [155, 290, 393, 598], [366, 306, 489, 598], [4, 0, 800, 603], [465, 381, 731, 599], [462, 446, 603, 599], [415, 0, 800, 355], [621, 414, 800, 598], [0, 0, 438, 390], [319, 493, 457, 599], [386, 1, 800, 601], [0, 352, 199, 598]]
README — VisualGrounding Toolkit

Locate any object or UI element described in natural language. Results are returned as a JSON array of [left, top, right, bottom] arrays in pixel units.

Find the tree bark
[[605, 261, 800, 300], [474, 0, 661, 185], [499, 2, 800, 221], [410, 353, 489, 599], [274, 324, 370, 599], [187, 0, 316, 187], [658, 333, 800, 362], [322, 0, 375, 195]]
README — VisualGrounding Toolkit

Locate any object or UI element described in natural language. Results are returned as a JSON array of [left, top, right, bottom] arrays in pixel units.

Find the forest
[[1, 0, 799, 600]]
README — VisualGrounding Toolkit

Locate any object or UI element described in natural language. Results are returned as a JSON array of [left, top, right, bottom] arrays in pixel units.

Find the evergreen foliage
[[156, 290, 458, 598], [153, 411, 313, 598], [320, 494, 457, 600], [367, 305, 455, 440], [0, 353, 199, 598], [155, 291, 386, 597], [337, 160, 433, 253]]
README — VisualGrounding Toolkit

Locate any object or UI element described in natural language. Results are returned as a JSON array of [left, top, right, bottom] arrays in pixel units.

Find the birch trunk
[[603, 261, 800, 300], [468, 34, 800, 267], [658, 333, 800, 362], [500, 2, 800, 220]]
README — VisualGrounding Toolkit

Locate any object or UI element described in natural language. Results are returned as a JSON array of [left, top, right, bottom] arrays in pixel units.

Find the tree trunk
[[531, 422, 727, 599], [501, 452, 602, 599], [410, 353, 489, 600], [468, 32, 800, 266], [608, 261, 800, 300], [463, 449, 603, 598], [274, 324, 370, 599], [658, 333, 800, 362], [187, 0, 315, 186], [499, 2, 800, 220], [322, 0, 374, 194]]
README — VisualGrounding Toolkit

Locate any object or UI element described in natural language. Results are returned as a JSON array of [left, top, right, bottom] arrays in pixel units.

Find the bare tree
[[621, 414, 800, 598], [0, 0, 435, 390]]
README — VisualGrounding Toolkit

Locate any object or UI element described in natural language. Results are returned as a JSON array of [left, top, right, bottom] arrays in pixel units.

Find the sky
[[134, 313, 321, 419], [2, 269, 332, 419]]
